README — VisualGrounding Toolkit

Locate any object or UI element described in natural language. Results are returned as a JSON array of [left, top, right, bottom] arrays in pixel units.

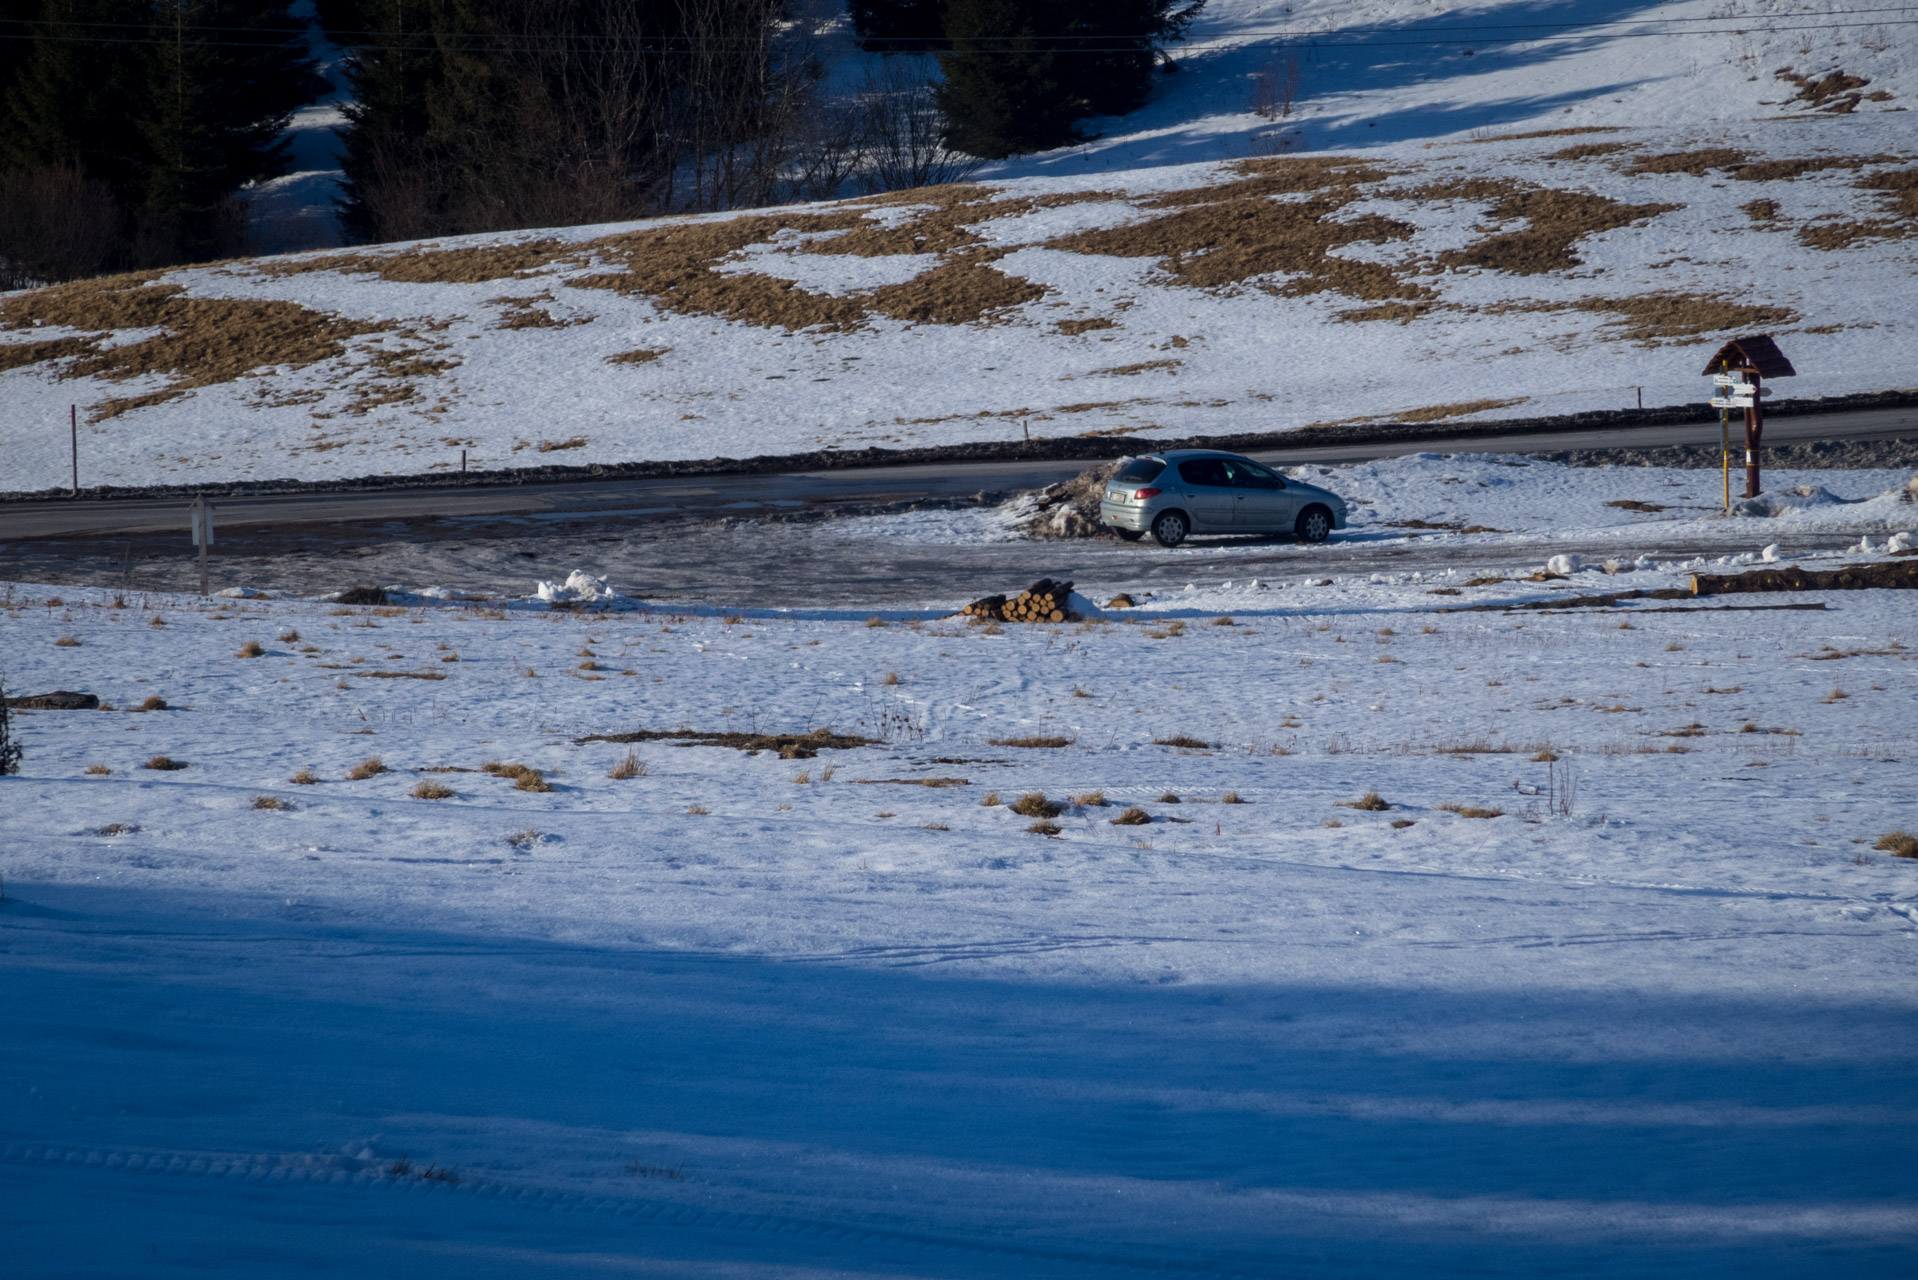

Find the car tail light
[[1133, 487, 1161, 500]]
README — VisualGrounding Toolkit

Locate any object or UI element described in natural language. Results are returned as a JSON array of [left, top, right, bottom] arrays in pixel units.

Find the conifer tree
[[848, 0, 946, 52]]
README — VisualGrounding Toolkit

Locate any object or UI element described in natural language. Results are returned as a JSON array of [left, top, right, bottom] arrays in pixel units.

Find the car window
[[1226, 459, 1284, 489], [1177, 458, 1230, 487], [1113, 457, 1165, 484]]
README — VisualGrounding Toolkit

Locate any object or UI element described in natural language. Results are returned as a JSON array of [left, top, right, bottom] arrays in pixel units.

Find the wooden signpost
[[189, 497, 214, 596], [1702, 335, 1795, 503]]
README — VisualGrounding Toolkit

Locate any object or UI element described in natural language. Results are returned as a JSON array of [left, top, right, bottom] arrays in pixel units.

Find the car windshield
[[1113, 458, 1165, 484], [1177, 458, 1230, 487]]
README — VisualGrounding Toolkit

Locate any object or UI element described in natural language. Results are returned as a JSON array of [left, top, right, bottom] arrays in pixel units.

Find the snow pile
[[533, 570, 624, 605], [1733, 485, 1854, 518]]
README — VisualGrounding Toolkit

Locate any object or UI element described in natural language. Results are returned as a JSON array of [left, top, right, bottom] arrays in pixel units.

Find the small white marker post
[[190, 497, 214, 596]]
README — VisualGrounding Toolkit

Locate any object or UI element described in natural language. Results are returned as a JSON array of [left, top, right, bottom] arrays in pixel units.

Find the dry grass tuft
[[84, 763, 111, 775], [236, 640, 265, 658], [991, 734, 1076, 749], [981, 791, 1001, 807], [289, 767, 318, 785], [1222, 791, 1248, 804], [1157, 792, 1182, 804], [137, 695, 167, 712], [1532, 749, 1559, 762], [1342, 791, 1391, 812], [685, 804, 709, 815], [608, 750, 646, 779], [1874, 831, 1918, 858], [252, 795, 288, 810], [1624, 148, 1748, 176], [881, 671, 901, 686], [411, 780, 456, 800], [1111, 806, 1152, 826], [278, 629, 300, 643], [1323, 818, 1344, 828], [1027, 819, 1063, 836], [506, 829, 542, 850], [142, 755, 187, 771], [1437, 803, 1505, 819], [865, 616, 888, 628], [347, 756, 388, 780], [1154, 734, 1211, 750], [1072, 790, 1108, 807], [1010, 792, 1064, 819], [1391, 818, 1416, 829]]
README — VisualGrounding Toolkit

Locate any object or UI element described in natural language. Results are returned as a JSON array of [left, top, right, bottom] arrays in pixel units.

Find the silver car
[[1098, 450, 1349, 548]]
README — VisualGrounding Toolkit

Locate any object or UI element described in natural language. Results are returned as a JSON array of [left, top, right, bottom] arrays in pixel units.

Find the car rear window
[[1113, 458, 1165, 484]]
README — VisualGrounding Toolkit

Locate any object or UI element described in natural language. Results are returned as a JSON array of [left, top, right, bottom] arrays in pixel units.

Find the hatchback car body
[[1097, 450, 1349, 548]]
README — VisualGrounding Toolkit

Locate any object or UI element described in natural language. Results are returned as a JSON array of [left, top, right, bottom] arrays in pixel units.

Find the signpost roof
[[1702, 334, 1795, 378]]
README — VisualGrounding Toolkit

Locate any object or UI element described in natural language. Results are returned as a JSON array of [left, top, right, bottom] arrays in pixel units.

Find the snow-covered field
[[3, 0, 1914, 493], [5, 457, 1917, 1271]]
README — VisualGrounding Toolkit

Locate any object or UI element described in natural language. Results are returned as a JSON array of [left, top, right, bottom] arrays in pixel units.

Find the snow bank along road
[[3, 538, 1917, 1275]]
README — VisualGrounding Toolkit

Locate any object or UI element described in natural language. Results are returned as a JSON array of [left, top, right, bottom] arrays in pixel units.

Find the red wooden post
[[1743, 370, 1763, 499], [70, 404, 78, 496]]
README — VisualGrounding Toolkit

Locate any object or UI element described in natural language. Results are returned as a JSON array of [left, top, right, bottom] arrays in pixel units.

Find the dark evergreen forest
[[0, 0, 1199, 284]]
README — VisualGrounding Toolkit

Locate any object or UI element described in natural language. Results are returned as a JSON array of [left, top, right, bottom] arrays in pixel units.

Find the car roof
[[1151, 449, 1251, 462]]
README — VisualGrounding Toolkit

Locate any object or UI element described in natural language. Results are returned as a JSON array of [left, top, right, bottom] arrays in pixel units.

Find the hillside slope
[[2, 1, 1914, 493]]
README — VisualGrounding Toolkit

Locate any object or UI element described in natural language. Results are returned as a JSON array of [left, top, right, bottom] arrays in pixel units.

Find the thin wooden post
[[70, 404, 78, 496], [190, 497, 212, 596], [1743, 370, 1763, 499]]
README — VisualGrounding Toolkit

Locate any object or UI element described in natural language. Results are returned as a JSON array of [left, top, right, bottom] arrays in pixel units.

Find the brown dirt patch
[[1336, 302, 1437, 324], [576, 727, 876, 757], [607, 347, 668, 365], [0, 274, 390, 420], [1056, 317, 1116, 335], [1436, 189, 1681, 275], [1741, 199, 1782, 223], [1394, 398, 1526, 423], [1092, 359, 1181, 377], [1733, 154, 1899, 182], [1776, 68, 1872, 114], [1545, 142, 1634, 161], [0, 335, 98, 373], [868, 255, 1046, 325], [1570, 294, 1797, 344], [1624, 149, 1748, 176], [1796, 167, 1918, 249], [259, 239, 575, 283], [1469, 127, 1624, 143], [1389, 177, 1524, 202]]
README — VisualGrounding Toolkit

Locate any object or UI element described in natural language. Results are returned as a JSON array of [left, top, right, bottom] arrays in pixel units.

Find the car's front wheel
[[1295, 505, 1333, 544], [1113, 527, 1144, 543], [1151, 510, 1189, 548]]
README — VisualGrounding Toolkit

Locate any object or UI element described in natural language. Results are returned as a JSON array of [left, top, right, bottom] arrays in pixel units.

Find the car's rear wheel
[[1113, 528, 1144, 542], [1151, 510, 1189, 548], [1295, 505, 1333, 544]]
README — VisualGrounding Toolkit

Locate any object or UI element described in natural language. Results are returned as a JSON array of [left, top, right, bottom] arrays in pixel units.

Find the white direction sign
[[1711, 395, 1756, 409]]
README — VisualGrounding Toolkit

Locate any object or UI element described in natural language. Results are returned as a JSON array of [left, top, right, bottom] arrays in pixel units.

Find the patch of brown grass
[[607, 347, 667, 364], [1340, 791, 1391, 811], [1154, 734, 1211, 750], [1625, 149, 1748, 176], [1798, 167, 1918, 249], [1222, 791, 1248, 805], [1395, 398, 1525, 423], [411, 780, 456, 800], [252, 795, 288, 810], [1056, 317, 1116, 335], [347, 757, 387, 780], [1437, 803, 1505, 819], [608, 750, 646, 779], [991, 735, 1075, 748], [1071, 790, 1107, 807], [1545, 142, 1634, 161], [1734, 154, 1897, 183], [142, 755, 187, 771], [538, 436, 588, 452], [1111, 806, 1152, 826], [54, 634, 80, 647], [1010, 792, 1064, 818], [981, 791, 1001, 807], [289, 767, 318, 785], [0, 275, 390, 420], [1157, 792, 1182, 804], [236, 640, 265, 658], [260, 238, 574, 283], [1469, 126, 1624, 143], [1874, 831, 1918, 858], [84, 763, 112, 775], [1437, 189, 1681, 275], [1027, 819, 1062, 836]]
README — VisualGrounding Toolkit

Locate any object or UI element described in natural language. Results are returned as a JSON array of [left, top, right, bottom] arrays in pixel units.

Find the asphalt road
[[3, 404, 1914, 543]]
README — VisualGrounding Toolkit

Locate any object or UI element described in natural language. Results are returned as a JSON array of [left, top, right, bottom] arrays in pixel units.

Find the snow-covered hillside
[[1, 0, 1912, 495]]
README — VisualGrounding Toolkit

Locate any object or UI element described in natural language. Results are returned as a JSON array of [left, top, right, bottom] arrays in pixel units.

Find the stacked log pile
[[961, 579, 1078, 623]]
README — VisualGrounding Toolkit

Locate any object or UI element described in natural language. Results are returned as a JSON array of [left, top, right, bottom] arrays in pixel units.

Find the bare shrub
[[347, 757, 387, 780], [1071, 790, 1107, 807], [1251, 53, 1301, 120], [252, 795, 288, 810], [237, 640, 265, 658], [1026, 820, 1062, 836], [1111, 806, 1151, 826], [1343, 791, 1390, 811], [881, 672, 901, 686], [84, 763, 111, 775], [143, 755, 187, 771], [792, 769, 812, 784], [1010, 792, 1063, 818], [608, 750, 646, 779], [1875, 831, 1918, 858], [289, 767, 318, 785], [411, 780, 456, 800]]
